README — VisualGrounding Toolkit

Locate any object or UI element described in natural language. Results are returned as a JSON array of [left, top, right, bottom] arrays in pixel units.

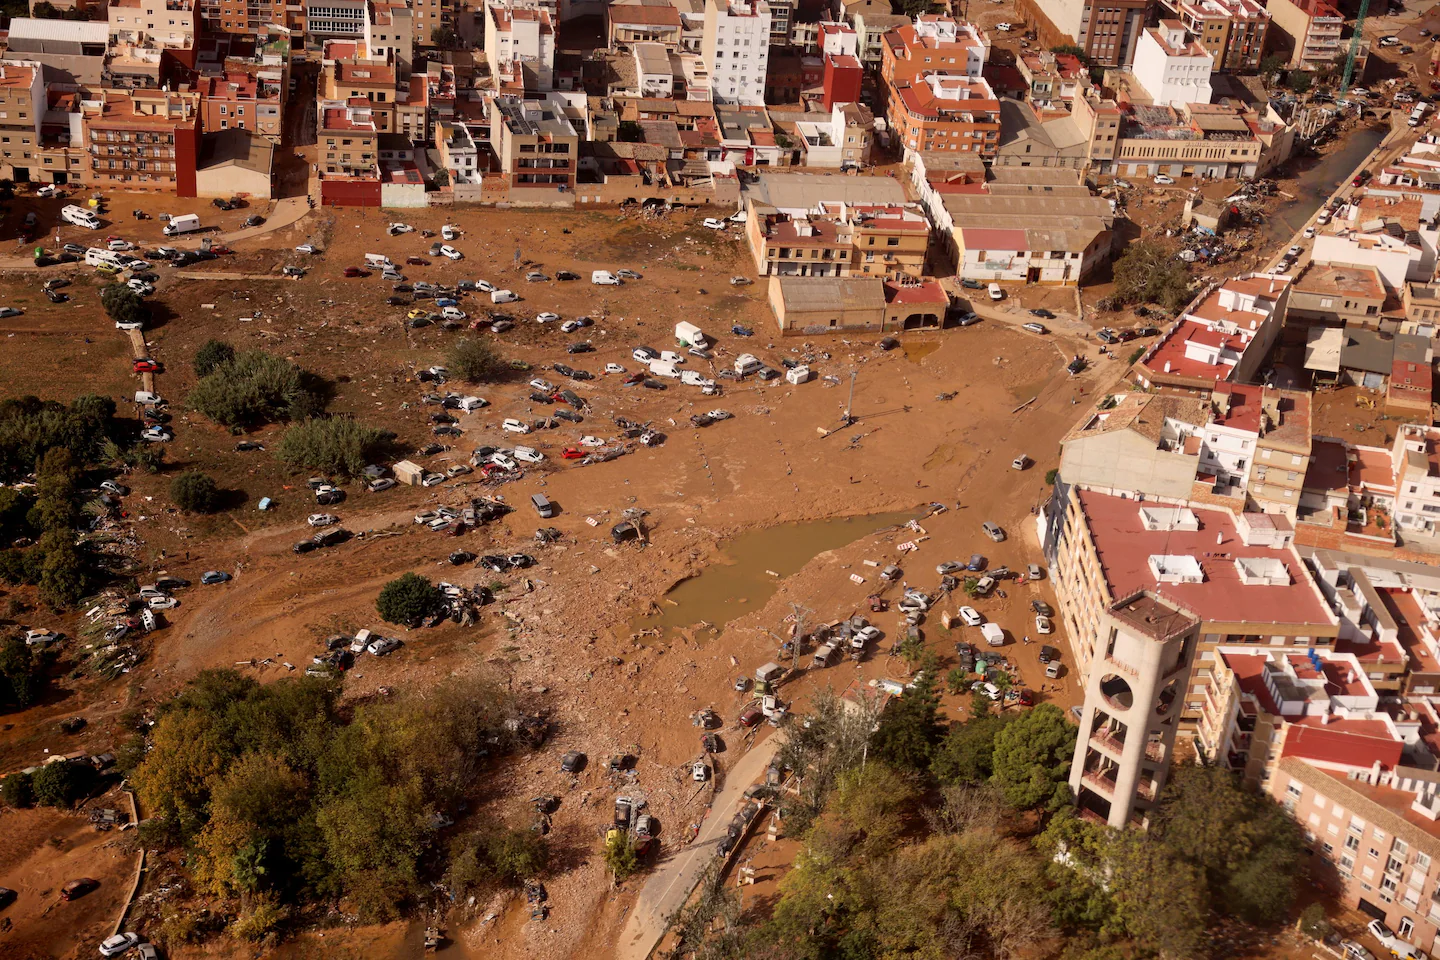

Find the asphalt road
[[615, 730, 783, 960]]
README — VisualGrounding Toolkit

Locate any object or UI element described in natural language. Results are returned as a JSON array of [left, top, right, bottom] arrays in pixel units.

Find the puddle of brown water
[[901, 341, 940, 364]]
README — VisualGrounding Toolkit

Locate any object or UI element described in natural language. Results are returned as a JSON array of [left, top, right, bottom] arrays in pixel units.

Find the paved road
[[615, 731, 783, 960]]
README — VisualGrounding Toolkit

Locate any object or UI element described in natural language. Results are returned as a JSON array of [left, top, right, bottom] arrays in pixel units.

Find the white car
[[1367, 920, 1421, 960], [446, 463, 472, 477], [1153, 174, 1175, 185], [107, 239, 133, 251], [502, 418, 530, 434], [116, 319, 145, 331], [442, 306, 467, 321], [140, 426, 172, 442], [489, 452, 517, 470], [513, 446, 544, 463], [295, 243, 319, 254], [958, 606, 984, 627], [604, 363, 626, 374], [99, 933, 141, 957], [560, 320, 583, 333], [147, 596, 179, 610], [367, 636, 401, 656], [308, 513, 339, 527], [1036, 615, 1053, 634], [1287, 245, 1303, 258], [579, 435, 605, 447], [421, 472, 445, 487], [528, 378, 555, 392], [995, 21, 1012, 29], [441, 224, 459, 240], [440, 245, 463, 260], [127, 278, 153, 295], [702, 218, 726, 230], [388, 222, 414, 234], [691, 760, 710, 781], [536, 312, 560, 323], [475, 279, 495, 293], [1303, 227, 1316, 238], [988, 282, 1003, 301]]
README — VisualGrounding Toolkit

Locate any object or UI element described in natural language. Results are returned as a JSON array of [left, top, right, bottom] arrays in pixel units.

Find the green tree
[[37, 529, 89, 610], [100, 283, 149, 329], [1106, 828, 1208, 959], [430, 25, 458, 47], [447, 339, 509, 383], [1300, 903, 1331, 940], [0, 635, 47, 709], [989, 703, 1076, 811], [32, 446, 81, 532], [931, 714, 1010, 785], [170, 471, 222, 513], [187, 350, 319, 429], [1259, 53, 1285, 82], [276, 417, 392, 478], [376, 573, 442, 627], [193, 339, 237, 378], [872, 673, 944, 772], [1, 770, 34, 807], [1112, 240, 1193, 312], [32, 760, 89, 808], [604, 830, 640, 881], [1288, 70, 1313, 94]]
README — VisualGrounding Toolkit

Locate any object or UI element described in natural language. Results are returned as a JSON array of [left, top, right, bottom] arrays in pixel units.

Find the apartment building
[[318, 100, 379, 177], [486, 1, 556, 91], [366, 1, 415, 78], [4, 18, 108, 86], [1133, 275, 1290, 394], [1268, 0, 1366, 74], [1392, 426, 1440, 546], [745, 200, 930, 280], [880, 15, 988, 87], [851, 10, 908, 66], [305, 0, 367, 36], [955, 220, 1110, 285], [489, 93, 578, 191], [701, 0, 771, 105], [108, 0, 197, 49], [1131, 20, 1213, 107], [435, 120, 481, 183], [1020, 0, 1152, 68], [608, 0, 684, 49], [887, 73, 1000, 160], [1248, 387, 1313, 520], [0, 62, 44, 183], [81, 88, 201, 195], [1173, 0, 1269, 71], [1405, 283, 1440, 337], [1289, 263, 1388, 327], [197, 71, 283, 141], [1016, 50, 1090, 108]]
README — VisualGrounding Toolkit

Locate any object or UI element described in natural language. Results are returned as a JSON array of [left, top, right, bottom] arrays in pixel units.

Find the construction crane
[[1339, 0, 1371, 95]]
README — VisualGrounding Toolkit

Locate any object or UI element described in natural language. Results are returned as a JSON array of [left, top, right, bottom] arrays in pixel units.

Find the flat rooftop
[[1077, 489, 1335, 628]]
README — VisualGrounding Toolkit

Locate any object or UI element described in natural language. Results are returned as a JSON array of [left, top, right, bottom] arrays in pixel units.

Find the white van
[[592, 270, 621, 285], [675, 321, 708, 349], [785, 365, 811, 385], [648, 359, 679, 379], [980, 623, 1005, 646], [364, 253, 393, 269], [85, 247, 125, 269], [491, 289, 519, 304], [62, 204, 101, 229], [734, 353, 762, 376], [163, 213, 202, 236], [1411, 103, 1431, 127], [988, 283, 1004, 301]]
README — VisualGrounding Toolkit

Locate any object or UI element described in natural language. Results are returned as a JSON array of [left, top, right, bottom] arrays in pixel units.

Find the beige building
[[1249, 388, 1314, 520], [746, 201, 929, 280], [0, 62, 44, 183], [767, 275, 949, 334], [1267, 0, 1367, 73], [1404, 282, 1440, 337], [489, 94, 579, 192], [1289, 262, 1387, 326], [194, 128, 273, 198], [108, 0, 196, 49]]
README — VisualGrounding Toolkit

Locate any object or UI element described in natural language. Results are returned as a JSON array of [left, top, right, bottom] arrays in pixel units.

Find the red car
[[1017, 688, 1036, 707], [623, 372, 646, 384], [133, 359, 160, 373], [343, 266, 368, 277], [562, 447, 584, 459], [405, 256, 429, 266], [738, 707, 763, 728]]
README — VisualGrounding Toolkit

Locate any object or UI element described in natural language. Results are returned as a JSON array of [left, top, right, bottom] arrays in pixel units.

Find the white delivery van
[[592, 270, 621, 285], [734, 353, 762, 376], [62, 204, 101, 229], [785, 365, 811, 385], [648, 359, 679, 379], [85, 247, 125, 269], [980, 623, 1005, 646], [679, 369, 710, 387], [364, 253, 394, 268], [491, 289, 519, 304], [162, 213, 202, 236], [1411, 103, 1431, 127], [675, 321, 709, 348]]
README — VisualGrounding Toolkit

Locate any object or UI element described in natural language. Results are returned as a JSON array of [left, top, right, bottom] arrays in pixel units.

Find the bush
[[193, 339, 236, 378], [100, 284, 149, 329], [1, 770, 34, 807], [604, 831, 639, 881], [170, 472, 222, 513], [277, 418, 391, 478], [1300, 903, 1331, 939], [31, 760, 89, 808], [448, 339, 509, 383], [376, 573, 442, 626], [188, 350, 319, 429], [1044, 468, 1059, 485], [0, 635, 47, 709]]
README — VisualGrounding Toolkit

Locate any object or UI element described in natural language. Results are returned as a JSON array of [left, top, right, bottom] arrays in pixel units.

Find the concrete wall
[[381, 181, 428, 207]]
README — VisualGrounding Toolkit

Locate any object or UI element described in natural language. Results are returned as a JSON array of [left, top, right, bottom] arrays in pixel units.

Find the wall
[[320, 177, 382, 206], [381, 180, 428, 207]]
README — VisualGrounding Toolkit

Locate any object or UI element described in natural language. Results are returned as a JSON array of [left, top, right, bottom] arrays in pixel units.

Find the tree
[[872, 672, 944, 771], [604, 830, 640, 881], [37, 529, 89, 611], [1288, 70, 1313, 94], [193, 339, 236, 378], [187, 350, 319, 429], [32, 760, 89, 808], [1259, 54, 1286, 82], [277, 417, 392, 478], [930, 715, 1010, 786], [100, 284, 149, 329], [447, 339, 509, 383], [1106, 828, 1208, 959], [31, 446, 80, 532], [0, 635, 47, 709], [170, 471, 222, 513], [376, 573, 442, 627], [1112, 241, 1192, 312], [430, 25, 459, 47], [1300, 903, 1331, 940], [989, 703, 1076, 810], [1, 770, 34, 808]]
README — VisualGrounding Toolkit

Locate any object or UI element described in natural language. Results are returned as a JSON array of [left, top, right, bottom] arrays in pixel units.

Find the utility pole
[[842, 370, 857, 425], [788, 601, 813, 674]]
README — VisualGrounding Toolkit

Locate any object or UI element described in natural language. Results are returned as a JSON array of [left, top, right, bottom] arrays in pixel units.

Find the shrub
[[376, 573, 442, 626], [170, 472, 221, 513], [193, 339, 236, 378], [100, 284, 149, 329], [32, 760, 89, 808], [277, 418, 390, 478], [448, 339, 509, 383], [0, 770, 34, 807], [188, 351, 318, 429], [1300, 903, 1331, 939], [1044, 468, 1059, 485], [604, 831, 639, 881], [0, 635, 47, 709]]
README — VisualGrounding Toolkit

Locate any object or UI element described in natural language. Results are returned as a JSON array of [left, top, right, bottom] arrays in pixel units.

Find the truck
[[62, 204, 101, 229], [162, 213, 202, 236], [675, 321, 709, 349]]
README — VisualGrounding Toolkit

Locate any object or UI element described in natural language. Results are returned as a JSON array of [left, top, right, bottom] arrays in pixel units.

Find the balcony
[[1136, 777, 1157, 802], [1090, 729, 1126, 756], [1082, 768, 1117, 796], [1145, 739, 1166, 763]]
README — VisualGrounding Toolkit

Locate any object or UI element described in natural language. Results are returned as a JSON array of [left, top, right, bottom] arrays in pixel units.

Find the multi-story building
[[108, 0, 197, 49], [318, 99, 378, 177], [1289, 262, 1387, 327], [81, 88, 201, 194], [1172, 0, 1269, 71], [1021, 0, 1152, 68], [408, 0, 453, 46], [1131, 19, 1213, 107], [1392, 425, 1440, 546], [486, 1, 556, 91], [880, 14, 987, 89], [701, 0, 771, 105], [1267, 0, 1366, 74], [1016, 50, 1090, 109], [435, 119, 481, 183], [0, 62, 44, 183], [4, 18, 108, 86], [305, 0, 367, 37], [1132, 274, 1290, 394], [851, 10, 908, 67], [366, 1, 415, 78], [767, 0, 792, 47], [488, 93, 578, 192], [886, 73, 1000, 160], [745, 200, 930, 279], [1248, 387, 1313, 520], [197, 71, 283, 141], [607, 0, 684, 49]]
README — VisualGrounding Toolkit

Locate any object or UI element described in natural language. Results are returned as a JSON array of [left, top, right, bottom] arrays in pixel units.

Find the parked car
[[958, 606, 983, 626], [1153, 174, 1175, 185], [99, 933, 141, 957], [201, 571, 231, 585], [1022, 322, 1048, 335], [982, 521, 1006, 542], [61, 878, 100, 900]]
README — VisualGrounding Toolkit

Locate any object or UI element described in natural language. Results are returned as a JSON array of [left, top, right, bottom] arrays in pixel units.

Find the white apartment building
[[485, 0, 556, 90], [632, 41, 674, 97], [702, 0, 771, 105], [909, 13, 988, 76], [1131, 19, 1213, 107], [306, 0, 366, 36], [1394, 425, 1440, 544]]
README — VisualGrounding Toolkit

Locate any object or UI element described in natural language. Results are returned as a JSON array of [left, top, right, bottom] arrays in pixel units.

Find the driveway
[[615, 730, 783, 960]]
